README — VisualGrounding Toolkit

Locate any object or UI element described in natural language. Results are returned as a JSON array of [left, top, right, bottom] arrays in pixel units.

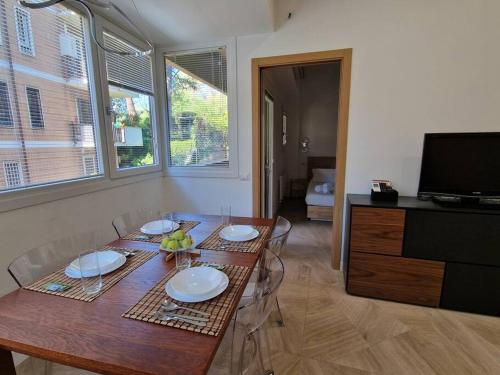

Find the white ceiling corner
[[109, 0, 277, 46]]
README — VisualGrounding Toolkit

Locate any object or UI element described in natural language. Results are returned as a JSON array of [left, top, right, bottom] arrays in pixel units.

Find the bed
[[306, 156, 336, 221]]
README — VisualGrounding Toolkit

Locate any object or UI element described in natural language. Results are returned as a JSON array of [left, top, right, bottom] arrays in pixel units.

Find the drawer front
[[404, 210, 500, 267], [351, 207, 405, 256], [347, 252, 445, 307]]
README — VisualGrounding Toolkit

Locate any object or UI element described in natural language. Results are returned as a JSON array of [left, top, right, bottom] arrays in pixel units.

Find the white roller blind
[[104, 32, 153, 95], [0, 0, 102, 192], [165, 47, 229, 168]]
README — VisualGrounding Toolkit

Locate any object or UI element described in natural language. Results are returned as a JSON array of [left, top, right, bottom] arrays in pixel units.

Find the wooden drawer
[[347, 252, 445, 307], [351, 207, 405, 256]]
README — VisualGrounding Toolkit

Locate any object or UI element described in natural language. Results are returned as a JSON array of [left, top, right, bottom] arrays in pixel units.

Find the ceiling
[[107, 0, 277, 45]]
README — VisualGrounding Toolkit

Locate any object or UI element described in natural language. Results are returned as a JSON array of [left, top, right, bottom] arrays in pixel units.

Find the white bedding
[[305, 180, 335, 207]]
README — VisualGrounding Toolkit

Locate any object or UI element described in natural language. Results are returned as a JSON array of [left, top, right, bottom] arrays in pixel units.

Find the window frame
[[3, 160, 23, 188], [0, 80, 14, 127], [14, 6, 35, 56], [25, 86, 44, 129], [95, 17, 162, 179], [0, 4, 164, 213], [157, 38, 239, 178]]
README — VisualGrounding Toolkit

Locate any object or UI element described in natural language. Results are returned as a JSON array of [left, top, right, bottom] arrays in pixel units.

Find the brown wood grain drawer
[[351, 207, 405, 256], [347, 252, 445, 307]]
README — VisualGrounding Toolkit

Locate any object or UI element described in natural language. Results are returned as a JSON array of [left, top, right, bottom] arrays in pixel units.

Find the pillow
[[312, 168, 336, 183]]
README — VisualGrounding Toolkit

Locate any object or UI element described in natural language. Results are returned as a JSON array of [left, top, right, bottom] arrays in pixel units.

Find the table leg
[[0, 348, 15, 375]]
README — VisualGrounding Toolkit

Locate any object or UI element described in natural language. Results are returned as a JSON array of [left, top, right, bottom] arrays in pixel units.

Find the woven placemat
[[196, 225, 271, 253], [24, 247, 158, 302], [122, 262, 250, 336], [121, 221, 200, 243]]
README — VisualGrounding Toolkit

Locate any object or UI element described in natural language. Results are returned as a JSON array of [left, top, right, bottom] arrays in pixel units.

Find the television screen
[[418, 132, 500, 197]]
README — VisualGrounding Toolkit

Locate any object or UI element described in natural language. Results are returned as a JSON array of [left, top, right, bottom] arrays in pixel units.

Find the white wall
[[0, 177, 166, 296], [235, 0, 500, 198], [166, 0, 500, 218]]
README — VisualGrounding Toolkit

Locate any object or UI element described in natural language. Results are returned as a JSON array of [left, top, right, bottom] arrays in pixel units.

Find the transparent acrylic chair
[[245, 216, 291, 327], [230, 249, 285, 375], [268, 216, 292, 257], [8, 231, 101, 288], [112, 208, 161, 237], [7, 231, 102, 375], [268, 216, 291, 325]]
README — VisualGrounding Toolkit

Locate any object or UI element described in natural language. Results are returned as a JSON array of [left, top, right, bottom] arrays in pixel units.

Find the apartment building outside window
[[0, 81, 13, 127], [26, 86, 44, 128], [14, 6, 34, 56], [0, 0, 102, 192]]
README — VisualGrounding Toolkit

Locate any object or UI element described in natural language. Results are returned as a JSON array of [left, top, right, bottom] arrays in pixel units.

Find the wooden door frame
[[251, 48, 352, 270]]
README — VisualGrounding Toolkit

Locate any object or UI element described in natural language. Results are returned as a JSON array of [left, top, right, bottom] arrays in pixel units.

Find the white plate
[[219, 225, 259, 242], [140, 220, 180, 235], [165, 269, 229, 303], [169, 266, 225, 297], [64, 250, 126, 279]]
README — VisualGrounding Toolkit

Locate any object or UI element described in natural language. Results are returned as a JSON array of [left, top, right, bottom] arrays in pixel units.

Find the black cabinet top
[[348, 194, 500, 215]]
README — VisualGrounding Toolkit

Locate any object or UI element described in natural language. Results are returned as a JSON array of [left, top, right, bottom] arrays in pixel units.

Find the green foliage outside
[[167, 66, 228, 166], [111, 93, 154, 168]]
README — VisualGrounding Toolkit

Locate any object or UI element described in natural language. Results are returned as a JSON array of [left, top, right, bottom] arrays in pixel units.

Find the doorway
[[261, 91, 274, 218], [252, 49, 352, 270]]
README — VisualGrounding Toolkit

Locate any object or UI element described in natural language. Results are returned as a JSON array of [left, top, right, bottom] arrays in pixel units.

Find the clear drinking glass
[[175, 249, 191, 271], [220, 205, 232, 250], [162, 212, 175, 236], [79, 250, 102, 295], [221, 205, 231, 227]]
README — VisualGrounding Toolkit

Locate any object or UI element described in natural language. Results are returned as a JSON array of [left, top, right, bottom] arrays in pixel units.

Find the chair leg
[[256, 326, 275, 375], [275, 297, 285, 327]]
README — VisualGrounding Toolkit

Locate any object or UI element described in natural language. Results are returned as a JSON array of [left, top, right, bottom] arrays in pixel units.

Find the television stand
[[344, 194, 500, 316], [430, 195, 500, 210]]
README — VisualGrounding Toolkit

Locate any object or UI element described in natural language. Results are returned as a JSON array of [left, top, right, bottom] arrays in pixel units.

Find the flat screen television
[[418, 132, 500, 199]]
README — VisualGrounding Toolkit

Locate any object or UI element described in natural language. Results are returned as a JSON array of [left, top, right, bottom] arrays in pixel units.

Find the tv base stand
[[344, 194, 500, 316]]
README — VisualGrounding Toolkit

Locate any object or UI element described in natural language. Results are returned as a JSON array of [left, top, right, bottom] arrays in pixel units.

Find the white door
[[261, 92, 274, 218]]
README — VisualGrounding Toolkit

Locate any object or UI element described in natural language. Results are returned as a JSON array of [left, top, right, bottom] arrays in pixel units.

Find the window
[[15, 7, 34, 56], [0, 81, 13, 127], [26, 87, 44, 128], [165, 47, 229, 168], [103, 32, 157, 171], [0, 3, 102, 193], [3, 161, 23, 187], [83, 155, 96, 176]]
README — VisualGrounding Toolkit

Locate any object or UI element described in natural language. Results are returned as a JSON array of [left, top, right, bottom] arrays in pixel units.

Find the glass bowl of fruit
[[160, 229, 194, 252]]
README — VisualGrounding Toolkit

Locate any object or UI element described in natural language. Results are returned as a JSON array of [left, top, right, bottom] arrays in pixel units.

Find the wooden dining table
[[0, 213, 274, 375]]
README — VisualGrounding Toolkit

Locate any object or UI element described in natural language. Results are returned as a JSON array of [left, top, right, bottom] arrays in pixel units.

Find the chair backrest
[[8, 231, 100, 287], [267, 216, 292, 256], [112, 208, 161, 237], [237, 249, 285, 334]]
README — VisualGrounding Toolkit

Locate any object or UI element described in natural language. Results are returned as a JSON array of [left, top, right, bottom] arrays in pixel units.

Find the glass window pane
[[165, 48, 229, 168], [0, 2, 102, 192], [104, 32, 157, 171], [110, 86, 155, 169]]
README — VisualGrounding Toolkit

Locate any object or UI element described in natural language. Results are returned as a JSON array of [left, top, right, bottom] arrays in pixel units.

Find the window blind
[[165, 47, 229, 168], [104, 32, 153, 95], [0, 1, 102, 192]]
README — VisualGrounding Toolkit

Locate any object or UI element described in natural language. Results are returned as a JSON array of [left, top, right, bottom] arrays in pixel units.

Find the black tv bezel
[[417, 132, 500, 199]]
